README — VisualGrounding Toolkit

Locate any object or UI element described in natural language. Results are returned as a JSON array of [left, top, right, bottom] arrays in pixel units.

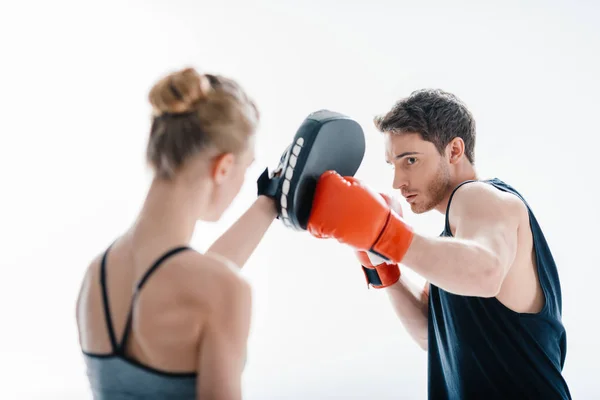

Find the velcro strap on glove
[[356, 251, 400, 289], [257, 167, 281, 198], [361, 263, 401, 289], [369, 210, 414, 264]]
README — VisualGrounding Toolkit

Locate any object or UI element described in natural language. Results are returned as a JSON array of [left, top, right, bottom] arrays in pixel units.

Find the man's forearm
[[401, 234, 503, 297], [385, 276, 429, 350], [207, 196, 277, 268]]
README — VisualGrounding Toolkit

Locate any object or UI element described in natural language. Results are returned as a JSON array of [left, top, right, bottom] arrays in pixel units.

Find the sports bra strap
[[99, 245, 192, 355], [99, 245, 119, 353]]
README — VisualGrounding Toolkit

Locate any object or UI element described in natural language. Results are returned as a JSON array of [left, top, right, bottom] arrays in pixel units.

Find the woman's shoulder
[[174, 250, 251, 309]]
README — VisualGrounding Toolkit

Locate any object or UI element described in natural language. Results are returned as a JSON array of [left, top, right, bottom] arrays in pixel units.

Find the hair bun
[[149, 67, 212, 116]]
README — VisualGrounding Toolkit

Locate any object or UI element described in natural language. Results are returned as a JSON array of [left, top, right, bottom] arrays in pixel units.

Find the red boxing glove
[[355, 192, 403, 288], [307, 171, 414, 264], [355, 250, 400, 289]]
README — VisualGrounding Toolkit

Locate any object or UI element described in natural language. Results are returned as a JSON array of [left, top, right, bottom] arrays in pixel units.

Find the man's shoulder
[[451, 179, 511, 204], [449, 179, 526, 223]]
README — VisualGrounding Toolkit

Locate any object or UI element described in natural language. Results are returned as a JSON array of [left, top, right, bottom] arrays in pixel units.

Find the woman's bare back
[[76, 237, 250, 375]]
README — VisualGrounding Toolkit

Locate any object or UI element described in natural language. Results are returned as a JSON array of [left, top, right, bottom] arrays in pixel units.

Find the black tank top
[[427, 178, 571, 399]]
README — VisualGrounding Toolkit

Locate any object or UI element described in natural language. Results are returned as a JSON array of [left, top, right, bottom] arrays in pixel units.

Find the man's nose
[[392, 170, 408, 191]]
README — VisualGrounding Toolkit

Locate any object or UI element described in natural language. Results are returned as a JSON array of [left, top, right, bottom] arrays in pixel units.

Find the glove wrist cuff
[[257, 167, 281, 198], [371, 211, 414, 264], [362, 263, 400, 289]]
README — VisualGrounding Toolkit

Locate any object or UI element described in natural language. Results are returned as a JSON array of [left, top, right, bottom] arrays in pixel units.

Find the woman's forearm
[[206, 196, 277, 268]]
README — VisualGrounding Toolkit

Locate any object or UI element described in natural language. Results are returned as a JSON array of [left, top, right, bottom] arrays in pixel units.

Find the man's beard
[[411, 161, 453, 214]]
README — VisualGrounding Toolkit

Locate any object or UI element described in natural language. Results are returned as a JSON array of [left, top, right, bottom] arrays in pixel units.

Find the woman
[[76, 67, 279, 399]]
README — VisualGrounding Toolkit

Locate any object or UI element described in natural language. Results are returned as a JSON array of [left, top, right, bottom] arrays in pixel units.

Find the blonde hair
[[147, 67, 259, 179]]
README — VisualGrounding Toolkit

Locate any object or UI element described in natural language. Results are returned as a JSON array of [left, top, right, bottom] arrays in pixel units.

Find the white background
[[1, 0, 599, 398]]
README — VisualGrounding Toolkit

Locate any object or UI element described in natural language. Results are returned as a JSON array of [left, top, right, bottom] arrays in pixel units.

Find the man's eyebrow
[[394, 151, 422, 159]]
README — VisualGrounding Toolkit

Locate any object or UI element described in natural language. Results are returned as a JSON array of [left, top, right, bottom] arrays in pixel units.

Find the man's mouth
[[404, 194, 417, 203]]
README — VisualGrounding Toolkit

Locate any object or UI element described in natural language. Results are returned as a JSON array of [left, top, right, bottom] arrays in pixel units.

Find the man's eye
[[407, 157, 417, 165]]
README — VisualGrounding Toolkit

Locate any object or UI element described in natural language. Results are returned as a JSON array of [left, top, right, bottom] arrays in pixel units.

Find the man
[[305, 89, 571, 399]]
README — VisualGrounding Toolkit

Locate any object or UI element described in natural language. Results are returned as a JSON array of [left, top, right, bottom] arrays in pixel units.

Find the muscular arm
[[196, 274, 252, 400], [385, 277, 429, 350], [308, 175, 523, 350], [206, 196, 277, 268], [402, 182, 522, 297]]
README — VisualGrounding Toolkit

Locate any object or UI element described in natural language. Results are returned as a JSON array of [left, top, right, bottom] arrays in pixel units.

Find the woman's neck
[[128, 176, 210, 248]]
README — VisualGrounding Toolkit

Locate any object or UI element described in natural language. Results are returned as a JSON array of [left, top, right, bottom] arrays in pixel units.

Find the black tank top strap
[[99, 244, 119, 353], [443, 179, 478, 235], [117, 246, 192, 354]]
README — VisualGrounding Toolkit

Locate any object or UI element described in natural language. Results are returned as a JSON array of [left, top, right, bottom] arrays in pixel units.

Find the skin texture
[[382, 132, 544, 350], [76, 138, 278, 400]]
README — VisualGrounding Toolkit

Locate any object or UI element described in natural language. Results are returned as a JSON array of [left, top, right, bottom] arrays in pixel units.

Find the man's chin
[[410, 201, 434, 214]]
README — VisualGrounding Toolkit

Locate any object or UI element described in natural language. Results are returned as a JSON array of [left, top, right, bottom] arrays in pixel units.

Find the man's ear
[[212, 153, 235, 184], [447, 137, 465, 164]]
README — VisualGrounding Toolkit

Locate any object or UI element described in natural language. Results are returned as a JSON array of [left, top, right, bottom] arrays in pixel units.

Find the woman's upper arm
[[195, 267, 252, 400]]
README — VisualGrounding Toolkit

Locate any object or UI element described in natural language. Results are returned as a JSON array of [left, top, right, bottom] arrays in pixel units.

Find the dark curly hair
[[374, 89, 476, 163]]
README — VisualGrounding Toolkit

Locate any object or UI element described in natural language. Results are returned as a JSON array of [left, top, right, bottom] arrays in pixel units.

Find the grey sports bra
[[81, 246, 197, 399]]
